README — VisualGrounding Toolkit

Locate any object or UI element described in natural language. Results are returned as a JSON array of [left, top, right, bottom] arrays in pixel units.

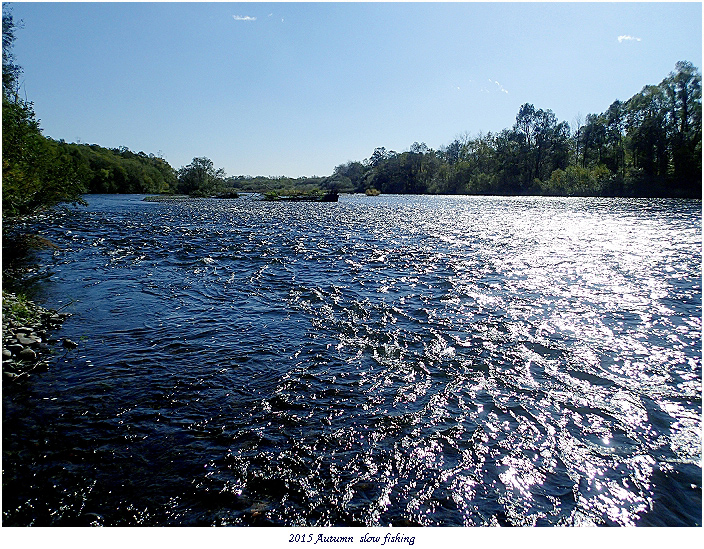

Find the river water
[[2, 194, 701, 526]]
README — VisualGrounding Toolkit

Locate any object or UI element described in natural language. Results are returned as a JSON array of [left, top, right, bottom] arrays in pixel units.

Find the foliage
[[177, 157, 227, 196], [325, 61, 700, 198], [56, 142, 178, 194], [2, 7, 699, 203], [2, 96, 87, 217], [540, 165, 615, 196], [2, 6, 83, 217], [227, 175, 327, 194], [2, 5, 22, 98], [2, 5, 178, 218], [2, 291, 35, 324]]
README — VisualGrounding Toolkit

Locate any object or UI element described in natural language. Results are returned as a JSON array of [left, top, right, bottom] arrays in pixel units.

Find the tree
[[177, 157, 226, 196], [512, 103, 569, 188], [410, 141, 429, 154], [330, 160, 367, 192], [604, 100, 626, 179], [625, 84, 669, 182], [2, 5, 22, 98], [493, 128, 523, 192], [366, 147, 393, 168], [664, 61, 702, 192], [2, 95, 86, 216], [441, 139, 462, 166], [2, 6, 85, 217], [580, 113, 606, 168], [571, 113, 584, 167]]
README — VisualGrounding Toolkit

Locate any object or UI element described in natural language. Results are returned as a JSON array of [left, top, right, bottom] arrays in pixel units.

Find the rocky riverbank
[[2, 292, 76, 381]]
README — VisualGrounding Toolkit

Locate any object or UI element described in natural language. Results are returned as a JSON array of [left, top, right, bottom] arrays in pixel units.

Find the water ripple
[[2, 194, 700, 526]]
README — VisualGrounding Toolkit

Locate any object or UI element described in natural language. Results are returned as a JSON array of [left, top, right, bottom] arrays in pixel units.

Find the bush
[[541, 165, 614, 196], [2, 98, 85, 217]]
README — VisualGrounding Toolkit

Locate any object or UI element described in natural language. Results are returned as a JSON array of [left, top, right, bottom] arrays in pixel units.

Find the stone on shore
[[2, 291, 72, 379], [17, 335, 40, 346], [18, 347, 37, 361]]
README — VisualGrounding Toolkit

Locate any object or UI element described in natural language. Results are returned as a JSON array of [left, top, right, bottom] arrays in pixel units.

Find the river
[[2, 194, 701, 526]]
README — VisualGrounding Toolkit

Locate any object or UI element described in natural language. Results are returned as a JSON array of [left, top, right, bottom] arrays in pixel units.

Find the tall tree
[[571, 113, 584, 167], [664, 61, 702, 191], [512, 103, 568, 187], [626, 84, 669, 181], [2, 5, 22, 98], [604, 100, 626, 179], [177, 157, 226, 196], [2, 5, 85, 217]]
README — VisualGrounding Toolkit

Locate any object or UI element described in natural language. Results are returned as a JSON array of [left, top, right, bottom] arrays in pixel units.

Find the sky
[[7, 1, 703, 178]]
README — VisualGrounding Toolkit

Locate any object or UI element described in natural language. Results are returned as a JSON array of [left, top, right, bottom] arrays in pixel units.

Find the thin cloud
[[491, 79, 509, 94], [618, 35, 641, 43], [233, 15, 256, 22]]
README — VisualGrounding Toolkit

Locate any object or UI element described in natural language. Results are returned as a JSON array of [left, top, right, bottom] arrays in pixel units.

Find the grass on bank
[[3, 292, 37, 325]]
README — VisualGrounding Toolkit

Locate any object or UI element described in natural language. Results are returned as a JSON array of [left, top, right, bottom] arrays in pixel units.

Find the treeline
[[2, 6, 192, 217], [2, 104, 180, 215], [3, 4, 701, 218], [326, 61, 701, 198], [3, 7, 176, 217], [3, 7, 82, 217], [58, 143, 176, 195], [227, 175, 326, 193]]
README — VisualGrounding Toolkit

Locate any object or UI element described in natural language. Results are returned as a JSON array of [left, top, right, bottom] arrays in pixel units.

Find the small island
[[262, 189, 339, 202]]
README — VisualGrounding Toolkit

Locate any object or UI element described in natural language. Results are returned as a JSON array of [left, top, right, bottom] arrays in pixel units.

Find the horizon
[[8, 1, 703, 177]]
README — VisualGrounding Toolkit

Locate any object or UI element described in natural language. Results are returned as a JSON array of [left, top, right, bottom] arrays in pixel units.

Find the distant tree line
[[227, 174, 326, 193], [3, 6, 240, 215], [59, 142, 177, 194], [325, 61, 701, 198], [3, 3, 701, 219], [2, 7, 179, 217]]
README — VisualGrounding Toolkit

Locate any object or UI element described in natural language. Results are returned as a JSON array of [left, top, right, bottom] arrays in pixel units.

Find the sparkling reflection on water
[[2, 194, 701, 526]]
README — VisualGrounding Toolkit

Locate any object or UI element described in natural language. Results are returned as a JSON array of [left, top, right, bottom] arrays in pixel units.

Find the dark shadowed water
[[2, 194, 701, 526]]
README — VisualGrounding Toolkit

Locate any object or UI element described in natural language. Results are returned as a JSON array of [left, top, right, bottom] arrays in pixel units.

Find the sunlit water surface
[[3, 194, 701, 526]]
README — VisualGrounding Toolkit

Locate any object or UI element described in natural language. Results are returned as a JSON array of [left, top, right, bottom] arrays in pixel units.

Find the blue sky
[[8, 1, 702, 177]]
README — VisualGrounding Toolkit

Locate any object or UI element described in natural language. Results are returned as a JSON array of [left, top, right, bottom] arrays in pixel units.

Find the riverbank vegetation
[[2, 8, 85, 217], [2, 4, 701, 222], [262, 189, 339, 202], [324, 61, 701, 199]]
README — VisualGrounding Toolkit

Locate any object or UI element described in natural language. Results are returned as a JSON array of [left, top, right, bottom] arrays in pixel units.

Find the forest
[[2, 5, 701, 219], [325, 60, 701, 199]]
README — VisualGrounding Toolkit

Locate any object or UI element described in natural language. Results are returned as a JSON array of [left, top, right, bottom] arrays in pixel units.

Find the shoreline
[[2, 291, 74, 380]]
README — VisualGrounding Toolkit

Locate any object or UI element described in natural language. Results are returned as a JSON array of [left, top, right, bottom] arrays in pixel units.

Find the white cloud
[[492, 79, 509, 94], [233, 15, 256, 22], [618, 35, 641, 43]]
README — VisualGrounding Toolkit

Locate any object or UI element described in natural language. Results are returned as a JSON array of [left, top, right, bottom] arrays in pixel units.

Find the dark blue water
[[3, 194, 701, 526]]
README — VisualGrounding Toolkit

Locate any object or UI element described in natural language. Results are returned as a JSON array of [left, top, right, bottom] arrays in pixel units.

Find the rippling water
[[3, 194, 701, 526]]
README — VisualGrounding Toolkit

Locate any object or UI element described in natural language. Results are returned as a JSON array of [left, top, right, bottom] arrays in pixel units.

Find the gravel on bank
[[2, 291, 76, 381]]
